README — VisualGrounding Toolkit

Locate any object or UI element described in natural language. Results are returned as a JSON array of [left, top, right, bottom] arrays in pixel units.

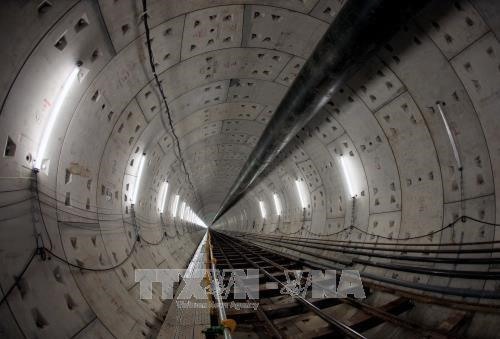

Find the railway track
[[208, 230, 476, 339]]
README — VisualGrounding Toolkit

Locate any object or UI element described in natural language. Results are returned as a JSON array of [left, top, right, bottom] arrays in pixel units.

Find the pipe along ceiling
[[1, 0, 500, 338]]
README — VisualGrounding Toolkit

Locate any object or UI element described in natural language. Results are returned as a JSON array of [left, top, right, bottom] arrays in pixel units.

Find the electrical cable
[[135, 216, 162, 225], [0, 168, 204, 307], [241, 233, 500, 265], [276, 226, 302, 235], [0, 249, 38, 306], [38, 200, 124, 222], [0, 213, 35, 223], [140, 232, 167, 245], [234, 228, 500, 248], [35, 180, 125, 212], [37, 189, 124, 216], [33, 173, 54, 250], [141, 0, 199, 202], [0, 187, 31, 193], [243, 232, 500, 253], [241, 233, 500, 263], [0, 196, 33, 209], [0, 220, 187, 306], [300, 215, 500, 240], [45, 241, 138, 272]]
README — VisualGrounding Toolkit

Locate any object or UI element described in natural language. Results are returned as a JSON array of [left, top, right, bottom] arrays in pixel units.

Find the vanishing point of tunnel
[[1, 0, 500, 338]]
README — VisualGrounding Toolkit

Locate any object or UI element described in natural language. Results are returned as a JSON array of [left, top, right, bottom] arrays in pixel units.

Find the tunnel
[[1, 0, 500, 338]]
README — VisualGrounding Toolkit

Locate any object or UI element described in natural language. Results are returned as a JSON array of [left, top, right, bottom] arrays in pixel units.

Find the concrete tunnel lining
[[0, 0, 500, 338]]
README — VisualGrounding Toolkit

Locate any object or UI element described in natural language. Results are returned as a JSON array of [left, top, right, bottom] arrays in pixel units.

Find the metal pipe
[[235, 232, 500, 254], [240, 233, 500, 265], [212, 0, 430, 224]]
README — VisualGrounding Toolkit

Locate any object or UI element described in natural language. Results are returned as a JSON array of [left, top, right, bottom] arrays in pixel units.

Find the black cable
[[240, 234, 500, 265], [235, 229, 500, 247], [0, 221, 187, 306], [0, 218, 195, 304], [0, 249, 37, 306], [276, 226, 302, 235], [303, 225, 352, 237], [0, 187, 30, 194], [140, 232, 167, 245], [239, 232, 500, 265], [35, 180, 126, 212], [34, 173, 54, 251], [45, 240, 138, 272], [0, 174, 202, 304], [243, 231, 500, 252], [0, 213, 34, 223], [135, 216, 161, 225], [0, 196, 32, 209], [464, 215, 500, 226], [59, 222, 127, 233], [300, 215, 500, 240], [37, 190, 124, 216], [141, 0, 198, 200], [38, 200, 123, 223]]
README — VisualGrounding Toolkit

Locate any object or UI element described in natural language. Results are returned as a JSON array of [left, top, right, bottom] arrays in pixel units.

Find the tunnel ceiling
[[108, 0, 334, 214]]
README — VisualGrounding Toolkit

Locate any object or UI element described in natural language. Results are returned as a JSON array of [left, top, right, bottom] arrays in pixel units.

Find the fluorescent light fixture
[[340, 155, 355, 198], [273, 193, 282, 216], [177, 207, 207, 227], [295, 180, 307, 209], [159, 181, 169, 213], [35, 67, 80, 172], [131, 153, 146, 204], [180, 201, 186, 220], [196, 215, 207, 228], [437, 103, 462, 169], [259, 200, 267, 219], [172, 194, 180, 218]]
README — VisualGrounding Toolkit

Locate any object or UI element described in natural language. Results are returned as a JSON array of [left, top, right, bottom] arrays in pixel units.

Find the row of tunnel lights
[[32, 70, 454, 226], [31, 65, 207, 227], [32, 65, 359, 226], [32, 61, 462, 228], [132, 154, 207, 227], [257, 156, 357, 219], [30, 65, 356, 225]]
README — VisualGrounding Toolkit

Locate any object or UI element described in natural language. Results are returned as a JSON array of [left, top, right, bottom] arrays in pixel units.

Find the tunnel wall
[[0, 1, 205, 337]]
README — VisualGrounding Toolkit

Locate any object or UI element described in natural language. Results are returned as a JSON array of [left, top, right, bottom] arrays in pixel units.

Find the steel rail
[[213, 231, 456, 339], [211, 237, 283, 338], [212, 232, 367, 338]]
